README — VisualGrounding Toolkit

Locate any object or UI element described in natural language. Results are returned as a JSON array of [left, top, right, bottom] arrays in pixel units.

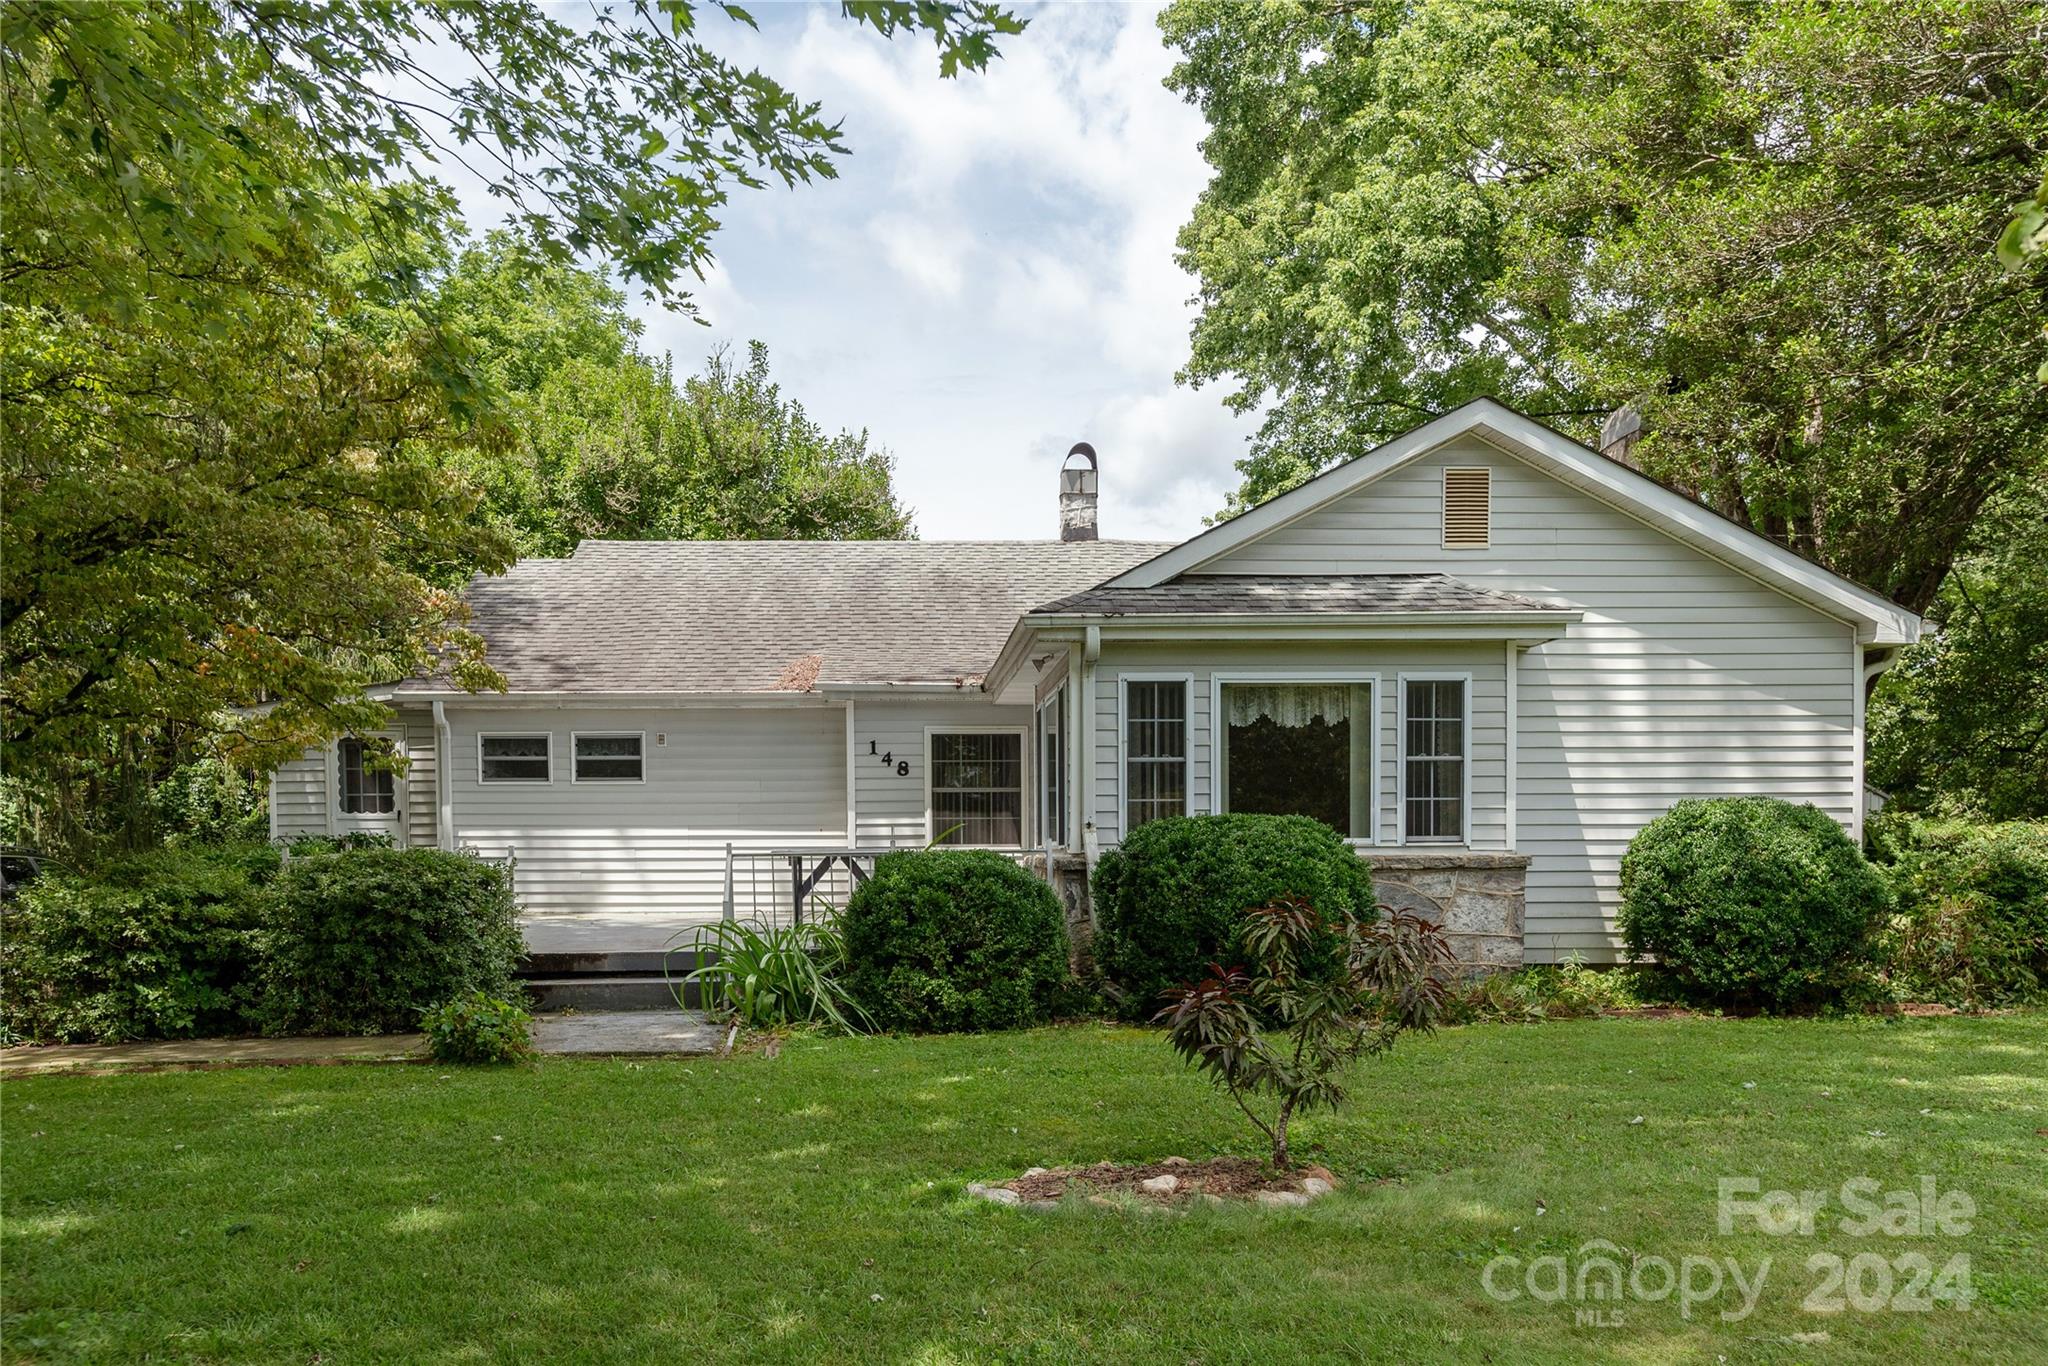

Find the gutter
[[431, 700, 455, 851]]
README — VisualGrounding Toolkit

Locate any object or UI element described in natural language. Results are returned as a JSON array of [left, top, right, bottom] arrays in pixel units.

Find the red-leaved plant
[[1155, 899, 1455, 1168]]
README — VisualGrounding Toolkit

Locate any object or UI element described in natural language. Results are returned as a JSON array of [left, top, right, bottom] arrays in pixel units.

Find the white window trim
[[1117, 673, 1196, 838], [570, 730, 647, 785], [923, 725, 1029, 849], [1209, 669, 1380, 846], [330, 731, 405, 831], [478, 731, 553, 785], [1396, 672, 1473, 846], [1036, 687, 1067, 851]]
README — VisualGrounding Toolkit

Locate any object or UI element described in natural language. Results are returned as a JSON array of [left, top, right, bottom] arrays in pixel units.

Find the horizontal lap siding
[[270, 751, 327, 840], [1090, 642, 1507, 849], [400, 707, 437, 850], [446, 705, 847, 922], [852, 695, 1034, 849], [1203, 437, 1857, 962]]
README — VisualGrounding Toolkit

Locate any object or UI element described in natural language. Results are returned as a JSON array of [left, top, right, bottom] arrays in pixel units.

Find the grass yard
[[3, 1015, 2044, 1364]]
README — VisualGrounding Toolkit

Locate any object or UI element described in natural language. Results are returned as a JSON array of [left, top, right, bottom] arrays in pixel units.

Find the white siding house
[[271, 401, 1919, 962]]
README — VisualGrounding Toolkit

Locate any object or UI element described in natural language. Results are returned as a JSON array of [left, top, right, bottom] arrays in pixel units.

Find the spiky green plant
[[672, 913, 868, 1033]]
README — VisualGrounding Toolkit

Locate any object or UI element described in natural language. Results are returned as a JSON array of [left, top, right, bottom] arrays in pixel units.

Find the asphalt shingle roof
[[399, 539, 1175, 694], [1030, 573, 1568, 617]]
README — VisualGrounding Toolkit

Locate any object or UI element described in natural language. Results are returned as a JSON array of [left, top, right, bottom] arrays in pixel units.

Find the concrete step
[[518, 949, 690, 978], [522, 976, 701, 1013]]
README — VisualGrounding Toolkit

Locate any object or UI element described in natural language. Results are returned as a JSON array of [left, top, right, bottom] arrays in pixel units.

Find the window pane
[[574, 735, 643, 782], [481, 735, 551, 782], [339, 738, 396, 814], [1124, 681, 1187, 832], [932, 732, 1023, 845], [1403, 680, 1466, 840], [1039, 692, 1065, 847], [1223, 682, 1367, 837]]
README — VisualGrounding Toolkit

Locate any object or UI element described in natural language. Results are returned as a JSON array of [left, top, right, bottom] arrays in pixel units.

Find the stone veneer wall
[[1362, 851, 1528, 976], [1030, 847, 1525, 978]]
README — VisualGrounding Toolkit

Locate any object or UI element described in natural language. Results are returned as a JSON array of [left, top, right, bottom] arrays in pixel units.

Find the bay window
[[1122, 678, 1189, 831], [1218, 681, 1374, 839], [1401, 677, 1468, 842]]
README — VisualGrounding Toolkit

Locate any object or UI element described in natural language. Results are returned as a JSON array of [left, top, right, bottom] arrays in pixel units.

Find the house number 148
[[869, 740, 910, 776]]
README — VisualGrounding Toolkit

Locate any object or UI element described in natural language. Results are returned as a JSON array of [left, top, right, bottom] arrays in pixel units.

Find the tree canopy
[[429, 238, 914, 556], [1161, 0, 2046, 613], [1, 0, 1009, 853]]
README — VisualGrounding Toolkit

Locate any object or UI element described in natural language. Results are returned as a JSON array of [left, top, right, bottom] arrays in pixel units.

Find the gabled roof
[[392, 539, 1173, 696], [1103, 399, 1921, 646], [1030, 573, 1570, 618]]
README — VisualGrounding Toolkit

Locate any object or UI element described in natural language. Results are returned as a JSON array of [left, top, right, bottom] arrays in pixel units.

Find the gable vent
[[1442, 467, 1491, 548]]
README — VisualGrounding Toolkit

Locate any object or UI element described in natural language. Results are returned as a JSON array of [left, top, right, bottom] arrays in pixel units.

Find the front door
[[333, 732, 406, 844]]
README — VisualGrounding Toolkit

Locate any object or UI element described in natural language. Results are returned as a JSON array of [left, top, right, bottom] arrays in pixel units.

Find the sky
[[434, 2, 1258, 543]]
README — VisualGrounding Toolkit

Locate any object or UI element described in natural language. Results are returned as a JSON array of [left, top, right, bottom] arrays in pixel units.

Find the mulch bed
[[996, 1156, 1337, 1206]]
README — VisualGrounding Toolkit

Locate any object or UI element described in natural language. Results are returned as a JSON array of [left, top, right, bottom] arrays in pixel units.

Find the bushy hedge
[[1618, 797, 1891, 1011], [1092, 813, 1375, 1018], [261, 847, 524, 1035], [1873, 816, 2048, 1008], [0, 842, 279, 1042], [422, 990, 534, 1065], [840, 849, 1072, 1032]]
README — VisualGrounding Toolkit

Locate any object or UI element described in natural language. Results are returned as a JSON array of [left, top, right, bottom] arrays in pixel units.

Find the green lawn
[[3, 1015, 2044, 1364]]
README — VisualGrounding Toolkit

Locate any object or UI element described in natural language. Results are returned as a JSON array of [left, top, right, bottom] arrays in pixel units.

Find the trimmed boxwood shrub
[[261, 848, 524, 1035], [1092, 813, 1376, 1018], [1618, 797, 1891, 1011], [840, 849, 1072, 1032], [0, 842, 279, 1042], [1874, 817, 2048, 1008]]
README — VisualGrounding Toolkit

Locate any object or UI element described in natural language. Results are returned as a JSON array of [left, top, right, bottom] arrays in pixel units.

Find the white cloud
[[583, 4, 1259, 539]]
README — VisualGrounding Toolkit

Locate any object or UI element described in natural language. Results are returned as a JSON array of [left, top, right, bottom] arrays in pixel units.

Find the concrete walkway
[[1, 1033, 426, 1078], [531, 1010, 722, 1056], [1, 1010, 725, 1077]]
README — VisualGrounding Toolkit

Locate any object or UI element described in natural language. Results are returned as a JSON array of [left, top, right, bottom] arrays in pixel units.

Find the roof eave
[[1099, 398, 1921, 645]]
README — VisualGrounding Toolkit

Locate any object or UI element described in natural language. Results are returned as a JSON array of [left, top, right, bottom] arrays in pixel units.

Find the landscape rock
[[1022, 1167, 1049, 1178], [1160, 1156, 1191, 1167], [1138, 1174, 1179, 1195], [1301, 1177, 1334, 1198], [1256, 1190, 1310, 1209], [966, 1182, 1020, 1206]]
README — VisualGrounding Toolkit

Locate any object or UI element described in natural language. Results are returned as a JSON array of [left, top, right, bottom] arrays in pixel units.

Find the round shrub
[[1091, 813, 1376, 1018], [422, 991, 534, 1065], [840, 849, 1072, 1032], [262, 848, 524, 1035], [0, 842, 279, 1042], [1618, 797, 1891, 1011]]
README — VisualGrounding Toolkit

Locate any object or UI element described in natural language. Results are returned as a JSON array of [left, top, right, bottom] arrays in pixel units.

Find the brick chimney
[[1060, 442, 1098, 542]]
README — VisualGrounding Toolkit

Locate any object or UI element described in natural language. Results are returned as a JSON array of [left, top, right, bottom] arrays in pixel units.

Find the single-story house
[[270, 399, 1921, 966]]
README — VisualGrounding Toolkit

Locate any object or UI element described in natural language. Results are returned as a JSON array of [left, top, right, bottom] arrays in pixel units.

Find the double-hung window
[[1123, 678, 1189, 832], [1037, 689, 1067, 848], [929, 730, 1024, 846], [573, 733, 644, 783], [338, 737, 397, 814], [1219, 681, 1373, 839], [480, 734, 551, 783], [1401, 677, 1467, 842]]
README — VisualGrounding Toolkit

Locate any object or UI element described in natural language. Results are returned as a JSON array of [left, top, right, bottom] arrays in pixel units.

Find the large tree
[[429, 237, 914, 555], [2, 1, 1011, 851], [1161, 0, 2047, 612]]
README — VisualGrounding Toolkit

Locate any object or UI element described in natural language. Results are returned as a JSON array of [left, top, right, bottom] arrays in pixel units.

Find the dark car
[[0, 848, 60, 905]]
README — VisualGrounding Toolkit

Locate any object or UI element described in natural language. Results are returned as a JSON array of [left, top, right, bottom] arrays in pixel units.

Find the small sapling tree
[[1156, 899, 1455, 1168]]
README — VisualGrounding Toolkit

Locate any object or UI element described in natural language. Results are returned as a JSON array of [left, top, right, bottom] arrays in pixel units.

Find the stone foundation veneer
[[1028, 847, 1525, 978], [1361, 850, 1528, 976]]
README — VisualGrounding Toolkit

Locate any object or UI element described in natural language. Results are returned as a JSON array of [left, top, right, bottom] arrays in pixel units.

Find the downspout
[[432, 700, 455, 852], [1080, 625, 1101, 869]]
